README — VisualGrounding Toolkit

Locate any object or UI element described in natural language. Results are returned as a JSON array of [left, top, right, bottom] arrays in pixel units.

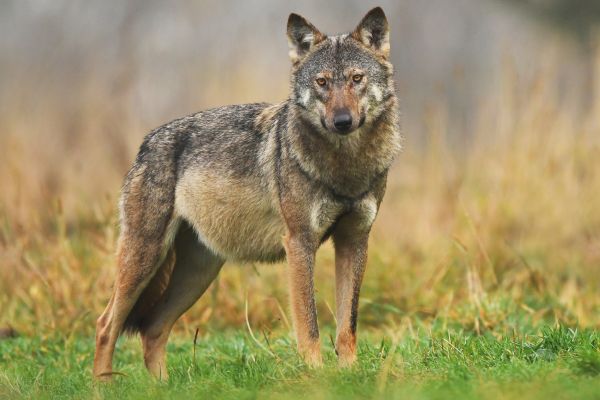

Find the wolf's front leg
[[283, 233, 322, 367], [332, 218, 370, 367]]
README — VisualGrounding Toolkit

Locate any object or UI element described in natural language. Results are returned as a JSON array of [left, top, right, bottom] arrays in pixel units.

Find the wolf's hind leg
[[140, 223, 224, 380], [93, 216, 179, 379], [94, 166, 178, 380]]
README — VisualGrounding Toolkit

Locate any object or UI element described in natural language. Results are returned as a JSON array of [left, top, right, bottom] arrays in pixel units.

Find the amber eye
[[316, 77, 327, 86], [352, 74, 363, 83]]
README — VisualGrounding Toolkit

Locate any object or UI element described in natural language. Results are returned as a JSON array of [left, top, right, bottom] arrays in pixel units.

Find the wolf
[[93, 7, 401, 380]]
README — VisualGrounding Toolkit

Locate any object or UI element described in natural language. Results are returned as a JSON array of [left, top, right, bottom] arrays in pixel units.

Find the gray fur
[[94, 7, 401, 379]]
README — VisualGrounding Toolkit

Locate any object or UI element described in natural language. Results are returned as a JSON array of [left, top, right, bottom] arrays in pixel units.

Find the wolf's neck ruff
[[255, 95, 400, 201], [288, 152, 389, 204], [254, 89, 400, 207]]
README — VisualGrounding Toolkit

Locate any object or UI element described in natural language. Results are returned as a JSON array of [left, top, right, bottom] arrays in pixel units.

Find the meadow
[[1, 51, 600, 398]]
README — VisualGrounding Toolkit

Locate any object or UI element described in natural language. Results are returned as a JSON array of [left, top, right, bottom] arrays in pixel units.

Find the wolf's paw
[[336, 333, 357, 368], [299, 342, 323, 368], [93, 370, 127, 382], [337, 351, 357, 368], [303, 352, 324, 368]]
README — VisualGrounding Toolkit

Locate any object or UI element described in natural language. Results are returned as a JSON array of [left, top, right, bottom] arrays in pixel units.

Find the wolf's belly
[[174, 169, 285, 262]]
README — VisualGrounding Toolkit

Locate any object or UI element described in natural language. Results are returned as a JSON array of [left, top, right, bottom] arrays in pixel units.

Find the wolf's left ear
[[352, 7, 390, 59], [287, 13, 325, 65]]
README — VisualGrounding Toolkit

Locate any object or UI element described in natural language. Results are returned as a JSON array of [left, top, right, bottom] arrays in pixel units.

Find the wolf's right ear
[[287, 13, 325, 65]]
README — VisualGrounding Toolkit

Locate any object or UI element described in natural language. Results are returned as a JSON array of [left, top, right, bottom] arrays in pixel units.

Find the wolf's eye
[[352, 74, 363, 83], [316, 77, 327, 86]]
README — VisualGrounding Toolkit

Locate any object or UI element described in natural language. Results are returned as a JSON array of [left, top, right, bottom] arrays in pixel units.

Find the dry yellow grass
[[1, 53, 599, 340]]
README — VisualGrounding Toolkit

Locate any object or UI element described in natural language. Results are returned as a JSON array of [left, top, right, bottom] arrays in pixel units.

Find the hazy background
[[1, 1, 600, 335], [0, 0, 596, 208], [2, 1, 596, 129]]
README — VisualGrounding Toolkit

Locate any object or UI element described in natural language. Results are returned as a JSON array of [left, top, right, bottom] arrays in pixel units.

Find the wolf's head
[[287, 7, 395, 137]]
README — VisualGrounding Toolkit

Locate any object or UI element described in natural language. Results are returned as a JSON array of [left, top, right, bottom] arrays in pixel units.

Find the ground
[[1, 325, 599, 399]]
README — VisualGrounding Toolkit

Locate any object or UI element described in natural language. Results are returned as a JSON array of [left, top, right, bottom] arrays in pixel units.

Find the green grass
[[1, 326, 599, 399]]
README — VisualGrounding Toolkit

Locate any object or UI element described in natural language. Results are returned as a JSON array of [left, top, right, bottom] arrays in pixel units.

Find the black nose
[[333, 111, 353, 133]]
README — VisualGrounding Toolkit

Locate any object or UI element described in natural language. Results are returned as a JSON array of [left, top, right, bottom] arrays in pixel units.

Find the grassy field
[[1, 48, 600, 398], [2, 326, 600, 399]]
